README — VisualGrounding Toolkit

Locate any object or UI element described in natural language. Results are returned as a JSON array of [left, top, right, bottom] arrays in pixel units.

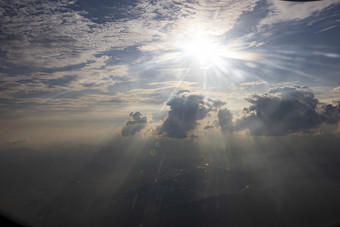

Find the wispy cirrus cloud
[[0, 0, 262, 114], [0, 0, 258, 69], [259, 0, 339, 27], [0, 0, 171, 68]]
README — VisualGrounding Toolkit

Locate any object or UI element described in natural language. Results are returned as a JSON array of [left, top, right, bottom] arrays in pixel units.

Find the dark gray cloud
[[318, 101, 340, 124], [123, 87, 339, 138], [218, 108, 233, 133], [235, 87, 340, 135], [121, 112, 148, 137], [158, 94, 217, 138]]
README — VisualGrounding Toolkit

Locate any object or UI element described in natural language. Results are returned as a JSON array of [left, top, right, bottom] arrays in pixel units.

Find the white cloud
[[137, 0, 260, 53], [0, 56, 130, 99], [333, 87, 340, 92], [1, 0, 339, 116], [241, 81, 265, 86], [259, 0, 339, 27], [0, 0, 261, 85], [0, 0, 171, 68]]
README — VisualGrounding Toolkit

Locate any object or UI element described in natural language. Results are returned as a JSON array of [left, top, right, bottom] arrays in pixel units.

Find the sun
[[177, 34, 225, 68], [185, 37, 220, 62], [174, 30, 261, 71]]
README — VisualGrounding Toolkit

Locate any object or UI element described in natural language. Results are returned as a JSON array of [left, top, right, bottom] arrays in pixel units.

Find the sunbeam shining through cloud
[[0, 0, 340, 226]]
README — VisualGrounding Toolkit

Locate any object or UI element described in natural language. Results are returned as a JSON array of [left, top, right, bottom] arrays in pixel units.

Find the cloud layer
[[1, 0, 339, 117], [123, 87, 340, 138]]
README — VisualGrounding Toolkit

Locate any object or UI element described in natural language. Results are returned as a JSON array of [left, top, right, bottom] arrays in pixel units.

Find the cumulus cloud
[[235, 87, 340, 136], [155, 87, 340, 137], [318, 101, 340, 124], [121, 112, 148, 137], [218, 108, 233, 133], [158, 94, 221, 138]]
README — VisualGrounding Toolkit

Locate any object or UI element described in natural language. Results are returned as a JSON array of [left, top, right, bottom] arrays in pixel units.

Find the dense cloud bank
[[122, 87, 340, 138], [121, 112, 148, 137], [235, 87, 340, 135]]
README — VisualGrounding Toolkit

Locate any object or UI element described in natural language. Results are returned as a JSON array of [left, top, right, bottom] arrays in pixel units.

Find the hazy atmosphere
[[1, 0, 340, 226]]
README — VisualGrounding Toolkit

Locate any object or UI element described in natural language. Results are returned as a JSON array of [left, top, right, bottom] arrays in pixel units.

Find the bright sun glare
[[180, 36, 223, 67], [175, 31, 261, 71]]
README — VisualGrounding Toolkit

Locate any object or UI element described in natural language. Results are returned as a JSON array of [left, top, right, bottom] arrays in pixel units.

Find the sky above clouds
[[1, 1, 340, 226], [1, 0, 340, 144]]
